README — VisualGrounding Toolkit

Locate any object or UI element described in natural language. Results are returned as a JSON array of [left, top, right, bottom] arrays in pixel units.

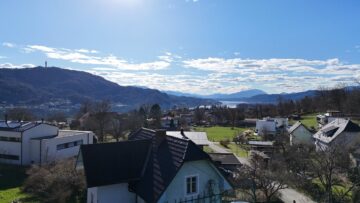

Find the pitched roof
[[166, 131, 210, 145], [313, 118, 360, 144], [208, 153, 242, 165], [79, 140, 152, 188], [128, 128, 211, 203], [287, 121, 303, 134]]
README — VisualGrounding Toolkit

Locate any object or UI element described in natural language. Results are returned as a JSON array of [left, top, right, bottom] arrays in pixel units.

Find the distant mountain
[[203, 89, 267, 100], [164, 89, 267, 100], [242, 90, 318, 103], [0, 67, 214, 110]]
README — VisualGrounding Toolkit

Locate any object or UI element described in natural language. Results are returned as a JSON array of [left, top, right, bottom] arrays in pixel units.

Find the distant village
[[1, 85, 360, 203]]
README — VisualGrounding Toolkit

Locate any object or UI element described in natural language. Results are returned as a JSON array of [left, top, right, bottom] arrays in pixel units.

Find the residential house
[[313, 118, 360, 151], [255, 117, 288, 136], [0, 120, 94, 165], [77, 128, 233, 203], [161, 116, 179, 129], [316, 110, 345, 127], [166, 130, 210, 149], [287, 121, 313, 146]]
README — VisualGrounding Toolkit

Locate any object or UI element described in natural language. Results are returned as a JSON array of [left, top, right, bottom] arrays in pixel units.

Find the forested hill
[[0, 67, 214, 109]]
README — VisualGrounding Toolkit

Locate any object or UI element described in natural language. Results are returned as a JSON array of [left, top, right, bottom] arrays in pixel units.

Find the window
[[57, 140, 83, 150], [0, 136, 21, 142], [0, 153, 19, 160], [186, 175, 198, 195]]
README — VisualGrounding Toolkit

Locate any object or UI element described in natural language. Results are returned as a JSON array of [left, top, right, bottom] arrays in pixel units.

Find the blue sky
[[1, 0, 360, 94]]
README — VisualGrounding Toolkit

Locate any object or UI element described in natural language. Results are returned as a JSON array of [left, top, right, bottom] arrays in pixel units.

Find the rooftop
[[166, 131, 210, 145]]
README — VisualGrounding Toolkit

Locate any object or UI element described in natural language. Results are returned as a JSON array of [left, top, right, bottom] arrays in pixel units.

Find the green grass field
[[289, 113, 318, 129], [193, 126, 248, 141], [0, 164, 37, 203], [227, 143, 249, 157]]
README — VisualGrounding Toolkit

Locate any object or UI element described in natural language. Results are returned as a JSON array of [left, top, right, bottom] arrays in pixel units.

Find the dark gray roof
[[80, 139, 152, 188], [208, 153, 242, 165]]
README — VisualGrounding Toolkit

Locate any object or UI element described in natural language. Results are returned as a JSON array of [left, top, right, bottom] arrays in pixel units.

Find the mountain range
[[163, 89, 266, 100], [0, 67, 214, 110]]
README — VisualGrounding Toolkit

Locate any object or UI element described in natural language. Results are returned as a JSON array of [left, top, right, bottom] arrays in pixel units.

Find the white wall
[[39, 131, 93, 164], [290, 125, 313, 146], [158, 160, 232, 203], [256, 120, 276, 136], [88, 183, 137, 203], [22, 124, 58, 165], [0, 131, 22, 164]]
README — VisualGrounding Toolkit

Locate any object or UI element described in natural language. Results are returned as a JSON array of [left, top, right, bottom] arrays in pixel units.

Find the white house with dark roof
[[287, 121, 313, 146], [0, 120, 95, 165], [313, 118, 360, 151], [77, 128, 233, 203]]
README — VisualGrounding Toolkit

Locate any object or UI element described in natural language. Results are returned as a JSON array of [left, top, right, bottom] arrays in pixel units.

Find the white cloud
[[24, 45, 171, 71], [2, 42, 16, 48], [0, 56, 6, 59], [0, 63, 35, 69]]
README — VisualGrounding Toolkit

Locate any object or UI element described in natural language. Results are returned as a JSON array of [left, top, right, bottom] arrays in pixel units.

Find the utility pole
[[45, 61, 47, 68]]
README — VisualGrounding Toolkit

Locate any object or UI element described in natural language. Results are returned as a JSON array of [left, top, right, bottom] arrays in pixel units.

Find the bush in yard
[[22, 158, 86, 203], [220, 139, 230, 148]]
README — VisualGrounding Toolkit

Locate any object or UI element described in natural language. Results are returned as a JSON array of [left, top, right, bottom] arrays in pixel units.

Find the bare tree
[[92, 100, 112, 142], [235, 154, 288, 203]]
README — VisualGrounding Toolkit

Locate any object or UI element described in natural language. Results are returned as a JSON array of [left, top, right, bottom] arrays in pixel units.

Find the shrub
[[22, 158, 86, 203]]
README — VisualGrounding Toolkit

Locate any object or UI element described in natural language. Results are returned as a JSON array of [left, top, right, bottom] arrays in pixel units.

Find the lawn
[[289, 113, 318, 129], [193, 126, 248, 141], [0, 164, 37, 203]]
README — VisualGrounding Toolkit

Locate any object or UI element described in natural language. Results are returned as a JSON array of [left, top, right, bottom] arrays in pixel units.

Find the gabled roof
[[208, 153, 242, 165], [79, 140, 152, 188], [166, 131, 210, 146], [128, 128, 211, 203], [287, 121, 309, 134], [313, 118, 360, 144]]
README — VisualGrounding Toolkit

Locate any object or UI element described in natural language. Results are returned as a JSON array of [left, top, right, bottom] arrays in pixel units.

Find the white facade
[[87, 160, 232, 203], [0, 122, 94, 165], [288, 122, 313, 146], [256, 117, 288, 136]]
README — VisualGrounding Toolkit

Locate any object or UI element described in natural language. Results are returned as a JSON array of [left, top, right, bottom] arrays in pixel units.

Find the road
[[208, 142, 316, 203]]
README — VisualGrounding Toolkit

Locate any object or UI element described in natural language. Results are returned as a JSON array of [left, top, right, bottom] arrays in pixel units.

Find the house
[[313, 118, 360, 151], [0, 120, 95, 165], [77, 128, 233, 203], [316, 110, 345, 127], [287, 121, 313, 146], [161, 116, 179, 129], [255, 117, 288, 136], [166, 130, 210, 149]]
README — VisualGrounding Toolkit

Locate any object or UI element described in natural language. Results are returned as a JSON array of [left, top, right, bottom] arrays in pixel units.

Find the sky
[[1, 0, 360, 95]]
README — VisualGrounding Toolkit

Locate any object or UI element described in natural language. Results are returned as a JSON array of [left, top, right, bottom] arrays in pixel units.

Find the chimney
[[4, 114, 8, 123], [41, 118, 44, 123], [154, 129, 167, 148]]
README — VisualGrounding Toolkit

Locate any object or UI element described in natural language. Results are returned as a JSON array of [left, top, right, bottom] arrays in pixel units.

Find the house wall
[[88, 183, 138, 203], [22, 124, 58, 165], [256, 120, 276, 136], [0, 131, 22, 164], [158, 160, 232, 203], [39, 131, 94, 164], [290, 125, 313, 146]]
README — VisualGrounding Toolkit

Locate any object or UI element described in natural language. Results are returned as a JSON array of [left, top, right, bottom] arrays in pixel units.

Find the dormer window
[[186, 175, 198, 195]]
